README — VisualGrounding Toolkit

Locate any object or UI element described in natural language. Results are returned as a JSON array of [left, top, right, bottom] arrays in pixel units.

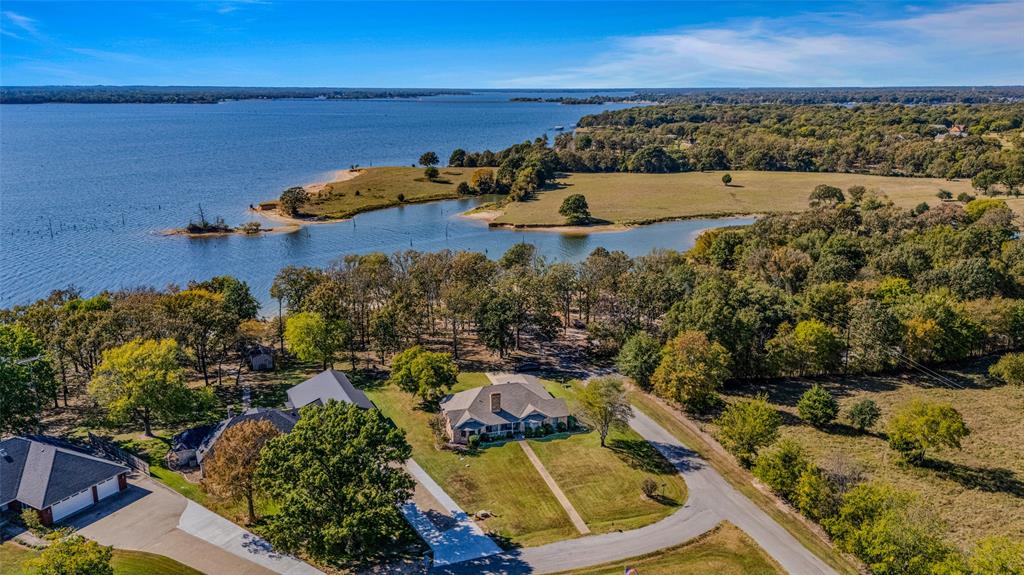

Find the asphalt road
[[431, 408, 839, 575]]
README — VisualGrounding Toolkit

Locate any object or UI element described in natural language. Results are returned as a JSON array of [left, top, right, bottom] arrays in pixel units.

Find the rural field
[[489, 170, 983, 226], [300, 166, 474, 219], [365, 373, 687, 547], [551, 522, 782, 575], [706, 358, 1024, 550]]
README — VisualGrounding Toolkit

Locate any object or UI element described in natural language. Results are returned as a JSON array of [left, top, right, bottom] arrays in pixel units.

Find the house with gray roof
[[286, 369, 374, 410], [195, 407, 299, 471], [1, 436, 129, 526], [439, 375, 570, 444]]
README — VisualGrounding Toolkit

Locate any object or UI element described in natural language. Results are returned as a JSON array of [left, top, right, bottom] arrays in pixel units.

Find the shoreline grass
[[299, 166, 474, 220]]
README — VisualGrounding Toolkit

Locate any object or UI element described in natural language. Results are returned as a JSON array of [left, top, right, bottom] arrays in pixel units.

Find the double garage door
[[50, 476, 119, 522]]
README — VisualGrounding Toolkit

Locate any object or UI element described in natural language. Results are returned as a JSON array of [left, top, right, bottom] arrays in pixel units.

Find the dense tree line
[[633, 86, 1024, 105], [0, 86, 469, 105], [451, 102, 1024, 193]]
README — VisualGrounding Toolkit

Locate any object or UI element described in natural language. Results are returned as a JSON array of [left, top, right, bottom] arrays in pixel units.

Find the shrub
[[887, 401, 969, 464], [721, 173, 732, 186], [846, 399, 881, 432], [239, 221, 262, 234], [752, 439, 808, 499], [715, 394, 781, 467], [467, 435, 481, 449], [794, 467, 837, 522], [456, 182, 472, 196], [957, 191, 975, 203], [424, 166, 440, 180], [797, 384, 839, 428], [641, 477, 659, 499], [21, 508, 45, 534], [936, 189, 953, 200], [989, 352, 1024, 387], [396, 193, 406, 202]]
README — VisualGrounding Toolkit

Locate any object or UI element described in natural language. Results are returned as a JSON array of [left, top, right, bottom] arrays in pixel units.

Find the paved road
[[73, 476, 323, 575], [431, 408, 838, 575]]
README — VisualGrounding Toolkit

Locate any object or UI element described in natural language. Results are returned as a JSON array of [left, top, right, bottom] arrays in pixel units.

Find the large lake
[[1, 93, 752, 308]]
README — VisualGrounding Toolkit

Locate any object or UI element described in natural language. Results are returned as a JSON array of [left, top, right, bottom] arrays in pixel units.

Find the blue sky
[[1, 1, 1021, 87]]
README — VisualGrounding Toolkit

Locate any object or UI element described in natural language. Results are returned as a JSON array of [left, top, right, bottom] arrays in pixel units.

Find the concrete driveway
[[72, 475, 322, 575]]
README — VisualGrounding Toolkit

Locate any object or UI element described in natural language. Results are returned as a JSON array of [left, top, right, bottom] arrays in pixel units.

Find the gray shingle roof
[[286, 369, 373, 410], [0, 436, 128, 510], [440, 376, 569, 429], [196, 408, 298, 465]]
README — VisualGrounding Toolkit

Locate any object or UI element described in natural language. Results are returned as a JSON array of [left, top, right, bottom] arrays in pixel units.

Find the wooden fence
[[88, 433, 151, 475]]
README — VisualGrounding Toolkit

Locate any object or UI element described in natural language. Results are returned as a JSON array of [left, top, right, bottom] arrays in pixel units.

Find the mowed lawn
[[527, 381, 686, 534], [712, 360, 1024, 549], [492, 170, 981, 226], [551, 522, 782, 575], [366, 373, 687, 546], [0, 541, 203, 575], [304, 166, 474, 219]]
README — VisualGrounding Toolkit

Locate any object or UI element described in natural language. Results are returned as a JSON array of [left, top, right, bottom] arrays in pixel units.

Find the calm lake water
[[1, 93, 751, 309]]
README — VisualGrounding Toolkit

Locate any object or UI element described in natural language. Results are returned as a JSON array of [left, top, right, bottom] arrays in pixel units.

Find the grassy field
[[710, 359, 1024, 550], [551, 522, 782, 575], [301, 167, 474, 219], [365, 373, 685, 546], [491, 171, 982, 226], [630, 392, 861, 575], [0, 541, 203, 575]]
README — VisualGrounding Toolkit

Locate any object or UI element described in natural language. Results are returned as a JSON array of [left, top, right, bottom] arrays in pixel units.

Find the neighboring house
[[286, 369, 374, 410], [183, 369, 372, 473], [948, 124, 967, 137], [247, 344, 274, 372], [195, 407, 299, 472], [439, 376, 570, 444], [1, 436, 129, 526]]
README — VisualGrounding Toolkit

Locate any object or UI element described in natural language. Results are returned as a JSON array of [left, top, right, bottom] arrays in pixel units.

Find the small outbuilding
[[1, 436, 130, 526], [247, 344, 275, 372]]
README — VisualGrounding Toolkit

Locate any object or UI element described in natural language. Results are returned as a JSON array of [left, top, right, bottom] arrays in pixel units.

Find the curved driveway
[[432, 407, 838, 575]]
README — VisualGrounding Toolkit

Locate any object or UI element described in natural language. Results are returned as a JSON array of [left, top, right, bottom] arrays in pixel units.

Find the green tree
[[559, 193, 591, 225], [448, 148, 466, 167], [203, 419, 281, 524], [424, 166, 440, 180], [28, 533, 113, 575], [456, 181, 472, 195], [279, 186, 309, 217], [715, 394, 781, 467], [794, 466, 837, 522], [388, 345, 458, 405], [721, 173, 732, 186], [652, 330, 731, 413], [616, 331, 662, 390], [766, 320, 843, 376], [989, 352, 1024, 387], [796, 384, 840, 428], [419, 151, 439, 168], [887, 400, 970, 464], [257, 401, 414, 562], [846, 399, 881, 433], [0, 323, 56, 434], [752, 439, 808, 499], [809, 184, 845, 207], [470, 168, 495, 194], [576, 377, 632, 447], [284, 312, 352, 370], [88, 338, 199, 436]]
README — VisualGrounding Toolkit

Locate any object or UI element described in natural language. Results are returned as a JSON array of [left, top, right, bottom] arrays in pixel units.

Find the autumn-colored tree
[[652, 330, 731, 413], [203, 419, 281, 524]]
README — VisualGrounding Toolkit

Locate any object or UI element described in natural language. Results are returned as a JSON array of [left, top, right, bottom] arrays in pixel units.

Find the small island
[[167, 205, 298, 237]]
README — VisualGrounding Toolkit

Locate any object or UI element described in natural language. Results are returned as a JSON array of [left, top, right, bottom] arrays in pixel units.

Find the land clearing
[[550, 522, 782, 575], [489, 171, 983, 227], [365, 373, 686, 547], [705, 357, 1024, 550]]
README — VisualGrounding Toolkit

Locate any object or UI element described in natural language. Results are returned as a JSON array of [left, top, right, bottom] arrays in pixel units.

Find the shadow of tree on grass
[[922, 458, 1024, 498], [608, 438, 677, 475]]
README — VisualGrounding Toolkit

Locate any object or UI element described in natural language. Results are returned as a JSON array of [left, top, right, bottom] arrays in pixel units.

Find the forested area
[[447, 102, 1024, 198]]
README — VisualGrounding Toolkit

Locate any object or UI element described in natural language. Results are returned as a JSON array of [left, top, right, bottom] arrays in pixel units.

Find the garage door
[[96, 476, 119, 500], [51, 489, 94, 522]]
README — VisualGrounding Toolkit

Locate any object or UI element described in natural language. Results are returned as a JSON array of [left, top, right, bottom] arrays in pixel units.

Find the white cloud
[[2, 10, 41, 40], [498, 1, 1024, 87]]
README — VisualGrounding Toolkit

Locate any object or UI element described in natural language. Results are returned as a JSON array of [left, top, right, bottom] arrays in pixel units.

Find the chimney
[[490, 393, 501, 413]]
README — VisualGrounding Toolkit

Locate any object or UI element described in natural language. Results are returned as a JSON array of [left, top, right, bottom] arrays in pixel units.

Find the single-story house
[[1, 436, 130, 526], [286, 369, 374, 410], [439, 376, 570, 444], [195, 407, 299, 472]]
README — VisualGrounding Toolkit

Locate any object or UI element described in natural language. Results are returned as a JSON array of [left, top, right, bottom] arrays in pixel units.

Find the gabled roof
[[286, 369, 373, 410], [0, 436, 128, 510], [440, 376, 569, 429], [196, 408, 298, 464]]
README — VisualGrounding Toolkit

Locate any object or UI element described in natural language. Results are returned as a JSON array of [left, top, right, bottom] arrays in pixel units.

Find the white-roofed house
[[285, 369, 374, 410]]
